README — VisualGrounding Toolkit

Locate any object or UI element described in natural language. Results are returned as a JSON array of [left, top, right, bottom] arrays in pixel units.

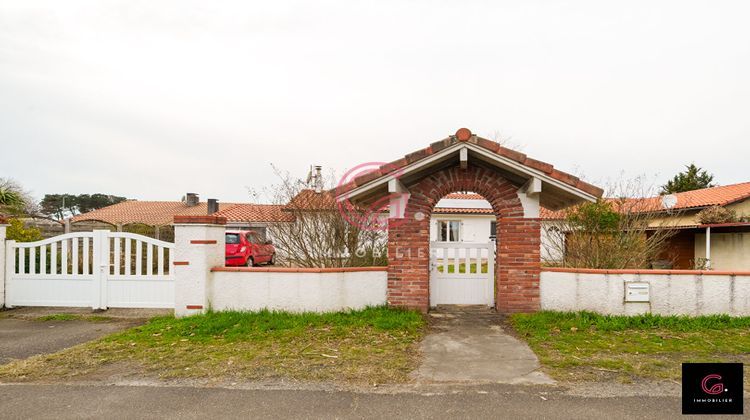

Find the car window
[[225, 233, 241, 244], [246, 232, 261, 244]]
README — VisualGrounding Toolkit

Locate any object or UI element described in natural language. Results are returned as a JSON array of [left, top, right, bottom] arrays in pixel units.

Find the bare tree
[[543, 177, 682, 269], [264, 166, 387, 268]]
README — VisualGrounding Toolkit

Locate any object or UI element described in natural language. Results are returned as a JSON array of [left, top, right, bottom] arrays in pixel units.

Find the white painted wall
[[541, 270, 750, 316], [695, 232, 750, 271], [0, 224, 6, 307], [209, 270, 387, 312], [173, 223, 226, 317], [430, 214, 494, 243]]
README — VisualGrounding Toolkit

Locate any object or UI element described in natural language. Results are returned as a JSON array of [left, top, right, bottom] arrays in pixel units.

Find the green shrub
[[6, 218, 42, 242]]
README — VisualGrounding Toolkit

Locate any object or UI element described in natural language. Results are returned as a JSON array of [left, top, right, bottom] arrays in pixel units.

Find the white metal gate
[[429, 242, 495, 306], [5, 230, 174, 309]]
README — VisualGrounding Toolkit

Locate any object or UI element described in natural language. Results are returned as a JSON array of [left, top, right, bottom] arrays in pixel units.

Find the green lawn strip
[[0, 306, 426, 384], [509, 311, 750, 384], [436, 263, 488, 273], [35, 314, 113, 322]]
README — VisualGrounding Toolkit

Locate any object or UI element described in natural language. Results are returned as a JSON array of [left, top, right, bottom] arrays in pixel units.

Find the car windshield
[[225, 233, 240, 244]]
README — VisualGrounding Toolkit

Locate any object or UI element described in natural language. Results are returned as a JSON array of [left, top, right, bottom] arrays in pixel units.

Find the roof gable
[[335, 128, 603, 210]]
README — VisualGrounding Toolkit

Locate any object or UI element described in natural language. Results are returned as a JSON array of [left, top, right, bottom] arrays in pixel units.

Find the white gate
[[430, 242, 495, 306], [5, 230, 174, 309]]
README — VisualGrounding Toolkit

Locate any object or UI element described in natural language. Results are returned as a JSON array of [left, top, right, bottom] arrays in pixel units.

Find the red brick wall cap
[[212, 266, 388, 273], [543, 267, 750, 276], [174, 215, 227, 225]]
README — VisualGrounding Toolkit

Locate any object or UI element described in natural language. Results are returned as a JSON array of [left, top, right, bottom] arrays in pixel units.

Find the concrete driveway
[[0, 308, 164, 364], [414, 305, 553, 384]]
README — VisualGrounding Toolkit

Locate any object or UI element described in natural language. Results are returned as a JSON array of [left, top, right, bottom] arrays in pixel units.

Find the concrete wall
[[0, 223, 6, 307], [173, 218, 227, 317], [209, 268, 387, 312], [541, 269, 750, 316], [695, 232, 750, 271]]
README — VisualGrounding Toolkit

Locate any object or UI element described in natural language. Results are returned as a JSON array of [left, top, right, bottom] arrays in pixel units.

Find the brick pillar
[[497, 218, 541, 313], [0, 219, 7, 308], [173, 215, 226, 317], [387, 217, 430, 312]]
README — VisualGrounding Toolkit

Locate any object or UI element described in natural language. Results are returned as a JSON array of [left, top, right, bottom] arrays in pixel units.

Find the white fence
[[5, 230, 174, 309], [541, 269, 750, 316]]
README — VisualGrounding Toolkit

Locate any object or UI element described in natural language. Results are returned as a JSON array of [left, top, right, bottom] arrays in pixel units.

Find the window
[[225, 233, 241, 244], [437, 220, 461, 242], [490, 221, 497, 240]]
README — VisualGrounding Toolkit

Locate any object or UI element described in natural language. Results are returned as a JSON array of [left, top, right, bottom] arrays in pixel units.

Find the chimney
[[314, 165, 323, 193], [185, 193, 199, 207], [207, 198, 219, 215]]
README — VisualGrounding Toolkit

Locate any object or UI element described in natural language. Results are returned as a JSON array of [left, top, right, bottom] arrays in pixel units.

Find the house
[[430, 192, 563, 262], [69, 193, 291, 241], [643, 182, 750, 270]]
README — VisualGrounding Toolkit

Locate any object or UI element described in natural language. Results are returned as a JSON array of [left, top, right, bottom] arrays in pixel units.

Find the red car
[[225, 230, 276, 267]]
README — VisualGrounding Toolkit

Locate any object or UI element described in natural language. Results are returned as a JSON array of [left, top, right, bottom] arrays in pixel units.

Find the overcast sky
[[2, 1, 749, 203]]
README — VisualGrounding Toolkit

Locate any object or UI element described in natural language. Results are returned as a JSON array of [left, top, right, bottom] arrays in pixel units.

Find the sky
[[1, 1, 749, 204]]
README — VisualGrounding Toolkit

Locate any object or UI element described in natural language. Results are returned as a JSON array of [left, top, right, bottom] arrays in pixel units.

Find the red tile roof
[[636, 182, 750, 212], [215, 204, 293, 223], [336, 129, 604, 198], [433, 207, 494, 215], [443, 193, 486, 200], [284, 189, 336, 210], [71, 201, 290, 226]]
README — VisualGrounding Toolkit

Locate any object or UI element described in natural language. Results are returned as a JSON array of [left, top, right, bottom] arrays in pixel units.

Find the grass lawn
[[510, 311, 750, 385], [436, 262, 489, 273], [34, 314, 113, 322], [0, 307, 425, 384]]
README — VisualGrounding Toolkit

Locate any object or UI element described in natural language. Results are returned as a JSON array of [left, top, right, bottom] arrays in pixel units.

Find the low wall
[[209, 267, 388, 312], [541, 268, 750, 316]]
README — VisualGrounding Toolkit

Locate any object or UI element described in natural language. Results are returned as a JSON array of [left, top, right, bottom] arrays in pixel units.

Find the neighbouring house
[[517, 182, 750, 271], [70, 193, 291, 241], [641, 182, 750, 270]]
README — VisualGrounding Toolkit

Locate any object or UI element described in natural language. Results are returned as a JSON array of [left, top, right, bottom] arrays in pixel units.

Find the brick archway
[[387, 165, 541, 313]]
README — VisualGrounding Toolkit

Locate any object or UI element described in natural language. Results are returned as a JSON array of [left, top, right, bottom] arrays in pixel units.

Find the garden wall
[[541, 268, 750, 316], [209, 267, 387, 312]]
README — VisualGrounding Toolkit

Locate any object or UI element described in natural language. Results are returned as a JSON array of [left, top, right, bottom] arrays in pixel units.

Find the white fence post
[[173, 215, 226, 317], [0, 221, 8, 308], [92, 230, 110, 310]]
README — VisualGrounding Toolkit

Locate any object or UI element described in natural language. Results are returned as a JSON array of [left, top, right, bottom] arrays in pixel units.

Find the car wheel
[[246, 257, 254, 267]]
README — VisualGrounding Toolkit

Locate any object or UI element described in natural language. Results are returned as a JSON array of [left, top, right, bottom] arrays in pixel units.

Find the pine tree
[[660, 164, 715, 194]]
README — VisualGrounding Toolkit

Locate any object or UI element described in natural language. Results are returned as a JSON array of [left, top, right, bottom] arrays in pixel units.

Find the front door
[[429, 242, 495, 306]]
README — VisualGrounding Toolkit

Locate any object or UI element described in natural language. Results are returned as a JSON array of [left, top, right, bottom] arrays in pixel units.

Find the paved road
[[0, 318, 134, 364], [1, 384, 743, 419]]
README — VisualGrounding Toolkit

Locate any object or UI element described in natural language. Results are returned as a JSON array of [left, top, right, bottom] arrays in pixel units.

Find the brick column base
[[496, 218, 541, 313]]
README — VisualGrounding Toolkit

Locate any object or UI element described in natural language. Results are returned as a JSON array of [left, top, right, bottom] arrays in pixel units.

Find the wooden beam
[[388, 179, 410, 219], [388, 178, 408, 194], [523, 177, 542, 195]]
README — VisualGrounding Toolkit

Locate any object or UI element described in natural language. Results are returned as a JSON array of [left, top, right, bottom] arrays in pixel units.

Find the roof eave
[[337, 142, 599, 206]]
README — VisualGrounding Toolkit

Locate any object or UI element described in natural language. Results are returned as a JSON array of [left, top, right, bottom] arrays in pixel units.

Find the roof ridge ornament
[[455, 128, 472, 142]]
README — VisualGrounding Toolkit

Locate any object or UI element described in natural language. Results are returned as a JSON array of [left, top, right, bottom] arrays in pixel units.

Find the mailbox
[[625, 282, 650, 302]]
